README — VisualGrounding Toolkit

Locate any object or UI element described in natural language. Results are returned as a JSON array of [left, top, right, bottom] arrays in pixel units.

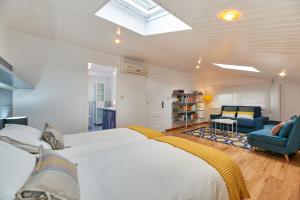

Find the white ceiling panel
[[1, 0, 300, 81]]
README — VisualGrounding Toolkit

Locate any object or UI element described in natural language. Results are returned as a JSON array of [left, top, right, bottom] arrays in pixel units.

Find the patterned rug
[[185, 127, 252, 150]]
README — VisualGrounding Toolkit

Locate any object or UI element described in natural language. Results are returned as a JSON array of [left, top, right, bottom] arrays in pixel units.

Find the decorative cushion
[[16, 147, 80, 200], [239, 107, 254, 112], [223, 106, 237, 112], [279, 120, 294, 138], [271, 122, 284, 136], [237, 111, 254, 120], [0, 141, 36, 200], [0, 136, 39, 154], [0, 124, 51, 149], [221, 111, 236, 118], [42, 123, 64, 150], [290, 115, 298, 122]]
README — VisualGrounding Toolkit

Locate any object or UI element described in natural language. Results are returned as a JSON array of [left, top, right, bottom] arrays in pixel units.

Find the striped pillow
[[0, 136, 39, 154], [237, 111, 254, 120], [16, 146, 80, 200], [221, 111, 236, 118]]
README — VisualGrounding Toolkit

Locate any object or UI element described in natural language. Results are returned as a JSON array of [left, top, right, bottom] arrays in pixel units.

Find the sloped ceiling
[[1, 0, 300, 81]]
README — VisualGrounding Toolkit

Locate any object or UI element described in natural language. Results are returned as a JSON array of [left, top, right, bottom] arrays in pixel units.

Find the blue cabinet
[[102, 108, 116, 130]]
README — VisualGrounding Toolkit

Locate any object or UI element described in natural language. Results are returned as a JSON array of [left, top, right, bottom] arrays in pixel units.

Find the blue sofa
[[247, 116, 300, 162], [210, 106, 268, 133]]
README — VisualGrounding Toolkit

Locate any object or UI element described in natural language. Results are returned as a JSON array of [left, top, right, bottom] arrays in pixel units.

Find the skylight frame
[[212, 63, 260, 73], [95, 0, 192, 36], [133, 0, 157, 10], [115, 0, 165, 19]]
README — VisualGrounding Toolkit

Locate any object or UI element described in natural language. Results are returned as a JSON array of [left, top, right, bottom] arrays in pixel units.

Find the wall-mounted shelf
[[0, 56, 33, 90]]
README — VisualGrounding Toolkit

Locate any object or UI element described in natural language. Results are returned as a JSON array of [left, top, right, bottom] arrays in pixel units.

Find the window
[[95, 0, 192, 35], [212, 82, 271, 110], [212, 63, 260, 73], [120, 0, 165, 18]]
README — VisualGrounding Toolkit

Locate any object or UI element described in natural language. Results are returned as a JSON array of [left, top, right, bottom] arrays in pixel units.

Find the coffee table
[[211, 118, 238, 136]]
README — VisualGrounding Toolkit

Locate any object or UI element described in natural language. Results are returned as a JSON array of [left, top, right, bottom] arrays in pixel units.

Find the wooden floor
[[165, 126, 300, 200]]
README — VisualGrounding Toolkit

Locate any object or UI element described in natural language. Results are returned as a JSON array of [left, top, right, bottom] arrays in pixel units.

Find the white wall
[[279, 80, 300, 120], [0, 16, 9, 59], [4, 30, 204, 133], [208, 72, 300, 121], [117, 59, 208, 129], [6, 30, 121, 134]]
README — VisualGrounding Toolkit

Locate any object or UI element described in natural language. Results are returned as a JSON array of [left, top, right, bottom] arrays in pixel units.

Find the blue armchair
[[211, 106, 268, 133], [247, 116, 300, 162]]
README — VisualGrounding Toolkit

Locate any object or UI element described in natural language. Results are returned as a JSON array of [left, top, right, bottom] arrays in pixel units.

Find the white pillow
[[221, 111, 236, 118], [0, 141, 36, 200], [0, 124, 51, 149]]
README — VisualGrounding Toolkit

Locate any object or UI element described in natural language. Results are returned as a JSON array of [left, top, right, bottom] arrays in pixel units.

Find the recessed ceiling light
[[114, 39, 121, 44], [278, 70, 286, 77], [212, 63, 260, 72], [197, 57, 202, 64], [196, 65, 200, 69], [218, 9, 241, 21]]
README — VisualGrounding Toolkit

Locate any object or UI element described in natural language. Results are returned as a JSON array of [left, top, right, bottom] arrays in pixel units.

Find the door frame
[[84, 62, 119, 131]]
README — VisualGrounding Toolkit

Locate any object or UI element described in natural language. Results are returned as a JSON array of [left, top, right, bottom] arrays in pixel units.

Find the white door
[[147, 75, 165, 132], [117, 73, 148, 127]]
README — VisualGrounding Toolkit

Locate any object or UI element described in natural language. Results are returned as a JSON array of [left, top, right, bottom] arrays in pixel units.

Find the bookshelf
[[172, 90, 205, 130]]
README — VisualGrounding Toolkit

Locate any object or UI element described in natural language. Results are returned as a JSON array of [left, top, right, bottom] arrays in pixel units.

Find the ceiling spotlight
[[114, 39, 121, 44], [117, 27, 121, 35], [218, 9, 241, 21], [278, 70, 286, 77], [198, 57, 202, 64], [196, 65, 200, 69]]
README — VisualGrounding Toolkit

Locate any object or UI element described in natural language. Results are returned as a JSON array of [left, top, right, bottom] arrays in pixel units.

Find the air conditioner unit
[[123, 63, 148, 76]]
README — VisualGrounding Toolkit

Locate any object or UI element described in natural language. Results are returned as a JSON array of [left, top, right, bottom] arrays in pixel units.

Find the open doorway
[[88, 63, 117, 132]]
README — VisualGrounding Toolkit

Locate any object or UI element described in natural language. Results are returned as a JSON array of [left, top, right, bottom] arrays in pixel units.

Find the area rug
[[185, 127, 252, 150]]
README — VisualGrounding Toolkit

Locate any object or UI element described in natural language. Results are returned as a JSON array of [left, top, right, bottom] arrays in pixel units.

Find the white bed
[[0, 125, 229, 200], [59, 128, 229, 200]]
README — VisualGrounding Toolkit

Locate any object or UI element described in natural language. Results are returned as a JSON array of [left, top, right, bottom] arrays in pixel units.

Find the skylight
[[95, 0, 192, 36], [212, 63, 260, 73]]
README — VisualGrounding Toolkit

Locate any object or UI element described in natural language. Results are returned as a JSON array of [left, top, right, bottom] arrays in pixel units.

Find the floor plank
[[165, 126, 300, 200]]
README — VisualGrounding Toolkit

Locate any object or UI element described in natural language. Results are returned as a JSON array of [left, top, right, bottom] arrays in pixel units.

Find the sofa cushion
[[248, 129, 288, 147], [264, 124, 276, 130], [239, 107, 254, 112], [221, 111, 236, 118], [237, 111, 254, 120], [237, 118, 255, 128], [290, 115, 298, 122], [279, 120, 294, 138], [223, 106, 237, 111], [218, 116, 235, 120]]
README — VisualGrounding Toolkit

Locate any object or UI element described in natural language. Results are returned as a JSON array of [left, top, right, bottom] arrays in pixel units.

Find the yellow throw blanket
[[127, 125, 164, 139], [155, 136, 250, 200]]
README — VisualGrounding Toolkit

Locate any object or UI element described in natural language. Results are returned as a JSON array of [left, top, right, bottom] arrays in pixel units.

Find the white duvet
[[58, 128, 229, 200]]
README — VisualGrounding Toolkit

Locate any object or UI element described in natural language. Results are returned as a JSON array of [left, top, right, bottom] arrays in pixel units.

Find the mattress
[[57, 128, 229, 200]]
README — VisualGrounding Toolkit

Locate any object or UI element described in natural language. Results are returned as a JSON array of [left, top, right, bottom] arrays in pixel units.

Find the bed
[[0, 124, 250, 200]]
